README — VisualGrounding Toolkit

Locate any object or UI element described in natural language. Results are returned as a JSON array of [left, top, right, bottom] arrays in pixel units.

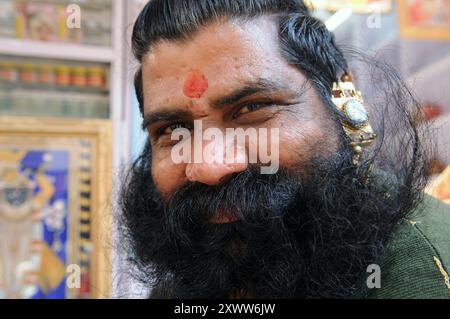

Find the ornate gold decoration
[[332, 74, 377, 165], [433, 256, 450, 291], [0, 116, 112, 299]]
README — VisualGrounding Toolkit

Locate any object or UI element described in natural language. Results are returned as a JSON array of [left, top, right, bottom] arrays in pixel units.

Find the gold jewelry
[[331, 74, 377, 165]]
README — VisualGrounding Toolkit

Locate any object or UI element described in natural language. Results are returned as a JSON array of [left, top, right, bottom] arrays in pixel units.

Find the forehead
[[140, 16, 305, 114]]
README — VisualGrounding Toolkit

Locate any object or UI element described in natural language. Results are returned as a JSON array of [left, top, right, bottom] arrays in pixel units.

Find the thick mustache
[[162, 166, 301, 230]]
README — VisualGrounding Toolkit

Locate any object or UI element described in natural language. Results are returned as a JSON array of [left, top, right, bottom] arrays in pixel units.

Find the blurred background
[[0, 0, 449, 299]]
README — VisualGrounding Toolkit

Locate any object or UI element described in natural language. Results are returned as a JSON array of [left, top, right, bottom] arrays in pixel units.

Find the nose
[[185, 134, 248, 186]]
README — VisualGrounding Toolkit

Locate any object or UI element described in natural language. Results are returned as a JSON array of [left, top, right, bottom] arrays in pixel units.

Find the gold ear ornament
[[331, 74, 377, 165]]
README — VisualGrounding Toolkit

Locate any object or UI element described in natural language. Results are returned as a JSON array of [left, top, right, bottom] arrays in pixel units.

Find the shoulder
[[369, 195, 450, 299]]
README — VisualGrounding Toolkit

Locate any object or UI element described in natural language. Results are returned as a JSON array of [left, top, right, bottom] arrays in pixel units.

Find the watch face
[[343, 99, 369, 126]]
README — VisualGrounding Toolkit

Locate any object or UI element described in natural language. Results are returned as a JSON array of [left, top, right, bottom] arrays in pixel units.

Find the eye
[[234, 102, 273, 118], [157, 122, 191, 136]]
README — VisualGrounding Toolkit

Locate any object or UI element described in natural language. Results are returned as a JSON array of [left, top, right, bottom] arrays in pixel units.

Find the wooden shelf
[[0, 38, 115, 63]]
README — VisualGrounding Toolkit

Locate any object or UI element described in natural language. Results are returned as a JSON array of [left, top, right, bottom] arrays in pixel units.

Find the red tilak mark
[[183, 70, 209, 99]]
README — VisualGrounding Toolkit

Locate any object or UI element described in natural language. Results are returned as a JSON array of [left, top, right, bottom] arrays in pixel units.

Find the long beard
[[119, 144, 417, 299]]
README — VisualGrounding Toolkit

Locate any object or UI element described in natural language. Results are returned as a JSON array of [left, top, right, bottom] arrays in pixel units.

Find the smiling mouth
[[209, 212, 241, 224]]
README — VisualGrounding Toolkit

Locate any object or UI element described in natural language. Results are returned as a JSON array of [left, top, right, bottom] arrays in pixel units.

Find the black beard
[[118, 143, 420, 299]]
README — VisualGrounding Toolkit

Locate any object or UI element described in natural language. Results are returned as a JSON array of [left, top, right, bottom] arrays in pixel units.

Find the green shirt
[[368, 195, 450, 299]]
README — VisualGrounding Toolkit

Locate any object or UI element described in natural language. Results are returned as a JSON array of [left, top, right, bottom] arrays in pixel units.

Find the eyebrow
[[142, 78, 299, 130], [210, 78, 291, 109]]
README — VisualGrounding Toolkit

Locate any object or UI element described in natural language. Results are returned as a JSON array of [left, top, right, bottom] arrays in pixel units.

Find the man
[[119, 0, 450, 299]]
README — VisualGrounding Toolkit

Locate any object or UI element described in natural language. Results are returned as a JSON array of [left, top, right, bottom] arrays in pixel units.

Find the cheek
[[276, 118, 339, 169], [151, 152, 188, 199]]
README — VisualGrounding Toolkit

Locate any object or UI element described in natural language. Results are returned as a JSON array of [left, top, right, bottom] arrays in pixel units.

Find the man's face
[[141, 17, 340, 199], [122, 16, 408, 299]]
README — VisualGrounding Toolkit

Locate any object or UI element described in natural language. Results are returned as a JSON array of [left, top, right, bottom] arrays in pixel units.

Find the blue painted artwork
[[0, 149, 70, 299]]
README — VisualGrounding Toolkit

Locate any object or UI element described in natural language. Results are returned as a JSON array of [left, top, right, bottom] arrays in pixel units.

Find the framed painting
[[398, 0, 450, 41], [0, 117, 112, 299]]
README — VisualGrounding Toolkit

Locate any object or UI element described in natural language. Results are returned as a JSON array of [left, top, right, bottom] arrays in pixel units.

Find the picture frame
[[398, 0, 450, 41], [0, 117, 112, 299]]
